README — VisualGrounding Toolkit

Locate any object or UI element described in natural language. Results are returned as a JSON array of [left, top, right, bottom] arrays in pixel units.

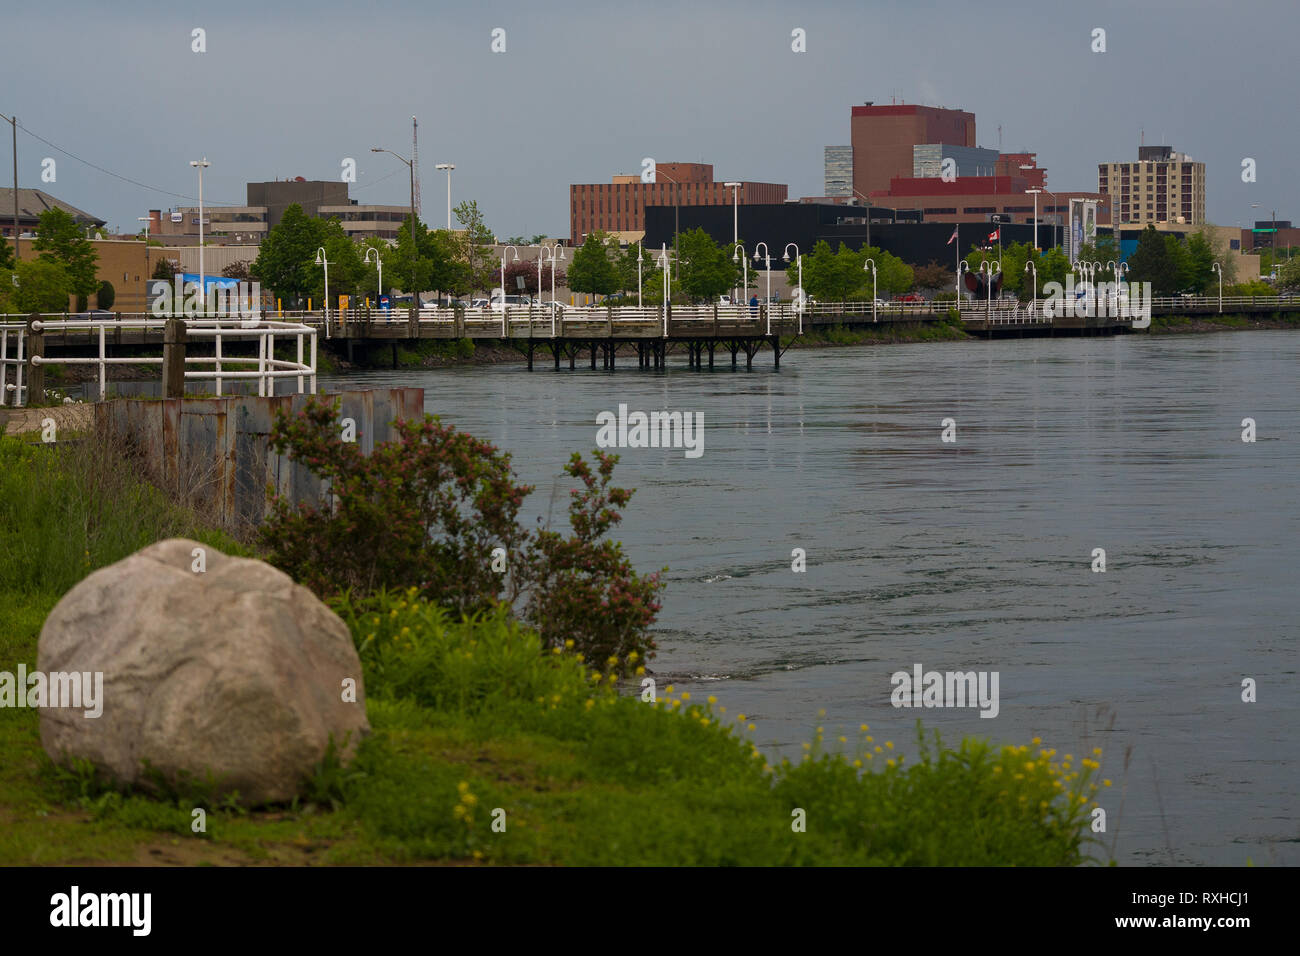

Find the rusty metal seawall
[[93, 388, 425, 531]]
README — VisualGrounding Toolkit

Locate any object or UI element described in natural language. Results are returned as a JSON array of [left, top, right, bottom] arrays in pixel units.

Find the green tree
[[453, 200, 495, 295], [33, 207, 98, 299], [615, 243, 654, 295], [1, 258, 74, 312], [912, 260, 950, 293], [1126, 226, 1181, 296], [152, 257, 177, 281], [1276, 255, 1300, 292], [676, 228, 735, 300], [0, 233, 13, 270], [96, 279, 115, 310], [251, 204, 323, 306], [567, 232, 619, 298]]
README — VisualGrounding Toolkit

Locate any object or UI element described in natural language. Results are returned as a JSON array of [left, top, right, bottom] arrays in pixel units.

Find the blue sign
[[179, 273, 240, 292], [379, 295, 391, 311]]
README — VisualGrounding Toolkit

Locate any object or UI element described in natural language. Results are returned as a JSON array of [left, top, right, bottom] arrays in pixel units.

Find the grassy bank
[[0, 430, 1112, 865], [1150, 312, 1300, 333]]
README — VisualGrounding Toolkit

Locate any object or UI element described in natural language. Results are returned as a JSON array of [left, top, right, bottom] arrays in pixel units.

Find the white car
[[490, 294, 534, 312], [718, 295, 732, 306]]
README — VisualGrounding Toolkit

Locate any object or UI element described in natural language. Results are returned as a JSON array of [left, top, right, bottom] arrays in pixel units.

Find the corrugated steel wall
[[93, 388, 424, 531]]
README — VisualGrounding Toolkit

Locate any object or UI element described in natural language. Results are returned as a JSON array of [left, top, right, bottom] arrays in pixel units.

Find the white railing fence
[[0, 314, 317, 407]]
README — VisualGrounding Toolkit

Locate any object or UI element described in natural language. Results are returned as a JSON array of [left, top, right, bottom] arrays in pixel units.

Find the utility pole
[[2, 111, 17, 260]]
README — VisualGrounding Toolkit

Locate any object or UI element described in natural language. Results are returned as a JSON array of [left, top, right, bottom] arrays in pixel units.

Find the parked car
[[894, 293, 926, 303], [718, 295, 732, 306]]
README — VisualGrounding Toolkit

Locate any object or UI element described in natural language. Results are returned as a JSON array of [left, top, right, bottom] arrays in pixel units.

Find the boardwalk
[[3, 294, 1298, 404]]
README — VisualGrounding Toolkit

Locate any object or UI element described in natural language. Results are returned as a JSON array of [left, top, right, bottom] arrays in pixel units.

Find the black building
[[643, 202, 1051, 268]]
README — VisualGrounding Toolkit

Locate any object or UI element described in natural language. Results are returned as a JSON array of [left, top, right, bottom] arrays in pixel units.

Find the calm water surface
[[326, 331, 1300, 866]]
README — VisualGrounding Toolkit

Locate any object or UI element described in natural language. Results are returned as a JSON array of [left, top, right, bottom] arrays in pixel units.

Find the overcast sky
[[5, 0, 1294, 237]]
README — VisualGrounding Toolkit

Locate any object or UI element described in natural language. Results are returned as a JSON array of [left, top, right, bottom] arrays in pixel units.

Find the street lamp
[[732, 242, 748, 310], [499, 244, 519, 335], [364, 246, 383, 313], [137, 216, 152, 301], [314, 246, 330, 335], [957, 259, 971, 309], [435, 163, 455, 230], [753, 242, 773, 334], [980, 259, 1001, 319], [656, 167, 682, 267], [657, 244, 671, 337], [541, 243, 565, 335], [189, 157, 210, 311], [864, 258, 877, 322], [724, 181, 742, 300], [1211, 261, 1223, 313], [1026, 188, 1042, 252], [851, 187, 873, 248], [1042, 188, 1061, 249], [1025, 260, 1037, 315], [783, 243, 803, 330], [372, 145, 418, 301]]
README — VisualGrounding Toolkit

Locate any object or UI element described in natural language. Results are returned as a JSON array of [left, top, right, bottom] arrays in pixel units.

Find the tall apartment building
[[1098, 146, 1206, 225], [824, 147, 852, 197], [569, 163, 787, 243]]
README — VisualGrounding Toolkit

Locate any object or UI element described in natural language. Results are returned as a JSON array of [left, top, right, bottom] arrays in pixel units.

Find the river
[[324, 331, 1300, 866]]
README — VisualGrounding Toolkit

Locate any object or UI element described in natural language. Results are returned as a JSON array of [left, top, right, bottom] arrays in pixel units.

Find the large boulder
[[38, 538, 369, 805]]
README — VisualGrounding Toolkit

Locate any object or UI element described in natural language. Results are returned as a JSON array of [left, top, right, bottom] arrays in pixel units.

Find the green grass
[[0, 429, 1112, 865], [797, 320, 970, 348]]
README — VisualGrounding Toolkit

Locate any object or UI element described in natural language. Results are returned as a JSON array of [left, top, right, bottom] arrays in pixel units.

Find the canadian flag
[[987, 228, 1000, 241], [946, 226, 959, 246]]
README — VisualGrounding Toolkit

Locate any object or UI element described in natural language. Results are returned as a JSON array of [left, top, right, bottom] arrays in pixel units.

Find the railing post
[[25, 314, 44, 407], [162, 316, 187, 399]]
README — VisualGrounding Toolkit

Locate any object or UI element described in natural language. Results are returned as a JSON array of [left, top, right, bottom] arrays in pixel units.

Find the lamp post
[[656, 167, 682, 267], [753, 242, 773, 335], [189, 157, 210, 311], [1026, 188, 1042, 252], [371, 146, 418, 302], [137, 216, 152, 302], [364, 246, 383, 311], [314, 246, 330, 334], [958, 259, 971, 310], [435, 163, 454, 230], [864, 258, 877, 322], [732, 242, 748, 311], [1025, 259, 1037, 315], [851, 187, 873, 248], [1, 111, 16, 261], [980, 259, 1001, 320], [657, 245, 671, 337], [1043, 188, 1060, 250], [724, 181, 741, 300], [1211, 261, 1222, 313], [543, 243, 565, 335], [783, 243, 803, 326], [499, 244, 519, 335]]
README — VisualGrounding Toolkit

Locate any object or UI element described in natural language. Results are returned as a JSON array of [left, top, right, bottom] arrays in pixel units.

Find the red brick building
[[850, 103, 976, 198], [569, 163, 786, 243]]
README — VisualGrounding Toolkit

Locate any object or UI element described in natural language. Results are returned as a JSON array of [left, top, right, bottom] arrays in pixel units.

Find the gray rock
[[38, 538, 369, 805]]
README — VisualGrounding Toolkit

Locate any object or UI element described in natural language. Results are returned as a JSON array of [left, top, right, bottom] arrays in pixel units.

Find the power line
[[14, 119, 411, 208]]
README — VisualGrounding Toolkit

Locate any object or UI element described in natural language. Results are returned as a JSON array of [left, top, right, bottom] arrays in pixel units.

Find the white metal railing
[[0, 315, 317, 406]]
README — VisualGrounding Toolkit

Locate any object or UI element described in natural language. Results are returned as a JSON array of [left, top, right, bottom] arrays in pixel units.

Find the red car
[[893, 293, 925, 303]]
